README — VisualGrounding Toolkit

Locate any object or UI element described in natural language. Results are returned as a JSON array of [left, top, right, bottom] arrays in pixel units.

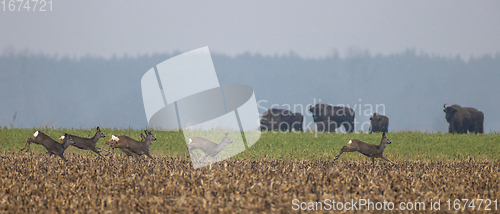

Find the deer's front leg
[[380, 155, 394, 165]]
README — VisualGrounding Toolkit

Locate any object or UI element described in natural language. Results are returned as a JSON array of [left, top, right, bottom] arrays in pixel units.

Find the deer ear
[[382, 132, 386, 138]]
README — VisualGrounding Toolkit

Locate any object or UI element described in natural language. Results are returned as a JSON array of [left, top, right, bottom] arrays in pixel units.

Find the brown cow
[[369, 113, 389, 133], [309, 104, 355, 133], [260, 108, 303, 132], [443, 104, 484, 134]]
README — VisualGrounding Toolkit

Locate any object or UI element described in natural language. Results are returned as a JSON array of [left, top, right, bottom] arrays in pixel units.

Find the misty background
[[1, 1, 499, 132], [1, 50, 499, 133]]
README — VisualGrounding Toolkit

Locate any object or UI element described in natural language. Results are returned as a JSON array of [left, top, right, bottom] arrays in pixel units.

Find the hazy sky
[[1, 1, 499, 59]]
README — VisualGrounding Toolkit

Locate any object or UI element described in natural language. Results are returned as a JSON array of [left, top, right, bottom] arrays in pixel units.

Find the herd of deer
[[20, 126, 393, 166], [20, 127, 157, 161], [20, 125, 393, 165], [19, 126, 243, 163]]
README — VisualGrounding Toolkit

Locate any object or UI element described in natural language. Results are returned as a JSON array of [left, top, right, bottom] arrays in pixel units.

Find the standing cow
[[308, 104, 355, 133], [369, 113, 389, 133], [443, 104, 484, 134], [463, 107, 484, 133], [260, 108, 303, 132]]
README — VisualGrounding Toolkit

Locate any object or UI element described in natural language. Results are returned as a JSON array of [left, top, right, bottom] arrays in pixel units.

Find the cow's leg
[[342, 121, 354, 133]]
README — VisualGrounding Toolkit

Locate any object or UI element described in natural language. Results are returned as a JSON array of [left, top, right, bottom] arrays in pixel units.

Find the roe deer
[[109, 130, 156, 160], [333, 132, 393, 166], [187, 133, 233, 159], [21, 131, 75, 161], [67, 126, 106, 155], [101, 133, 146, 158]]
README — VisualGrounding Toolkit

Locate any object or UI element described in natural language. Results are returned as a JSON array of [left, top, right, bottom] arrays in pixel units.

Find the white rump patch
[[348, 140, 352, 145], [112, 135, 119, 141], [189, 138, 193, 143], [34, 131, 39, 137], [60, 135, 65, 140]]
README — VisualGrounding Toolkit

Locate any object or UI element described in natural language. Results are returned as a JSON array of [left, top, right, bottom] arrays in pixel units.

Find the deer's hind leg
[[21, 138, 35, 151], [333, 146, 357, 162]]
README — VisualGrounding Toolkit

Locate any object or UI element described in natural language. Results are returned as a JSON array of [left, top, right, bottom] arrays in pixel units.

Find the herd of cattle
[[260, 103, 484, 134]]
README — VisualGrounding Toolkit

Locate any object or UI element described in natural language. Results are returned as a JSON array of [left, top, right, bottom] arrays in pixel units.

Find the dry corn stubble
[[0, 153, 499, 213]]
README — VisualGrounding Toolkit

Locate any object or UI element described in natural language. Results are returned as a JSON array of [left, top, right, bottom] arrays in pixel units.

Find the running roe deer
[[109, 130, 156, 160], [333, 132, 393, 166], [101, 133, 146, 158], [187, 133, 233, 159], [65, 126, 105, 155], [21, 131, 76, 161]]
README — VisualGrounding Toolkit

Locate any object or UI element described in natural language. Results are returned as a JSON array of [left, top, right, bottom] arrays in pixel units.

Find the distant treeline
[[1, 50, 499, 132]]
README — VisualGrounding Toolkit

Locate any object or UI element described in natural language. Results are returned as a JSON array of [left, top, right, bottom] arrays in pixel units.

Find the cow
[[463, 107, 484, 134], [369, 113, 389, 133], [260, 108, 303, 132], [308, 104, 355, 133], [443, 104, 484, 134]]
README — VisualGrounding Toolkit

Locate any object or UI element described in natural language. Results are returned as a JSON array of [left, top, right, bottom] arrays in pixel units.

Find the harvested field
[[0, 153, 499, 213]]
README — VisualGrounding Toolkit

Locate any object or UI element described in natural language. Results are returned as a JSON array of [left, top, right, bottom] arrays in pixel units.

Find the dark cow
[[369, 113, 389, 133], [260, 108, 303, 132], [443, 104, 484, 134], [308, 104, 355, 133], [463, 107, 484, 134]]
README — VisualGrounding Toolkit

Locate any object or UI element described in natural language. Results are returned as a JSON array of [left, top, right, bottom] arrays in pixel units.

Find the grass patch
[[1, 127, 499, 161]]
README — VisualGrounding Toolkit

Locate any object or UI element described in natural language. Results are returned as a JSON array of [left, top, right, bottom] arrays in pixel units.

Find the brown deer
[[333, 132, 393, 166], [21, 131, 75, 161], [187, 133, 233, 159], [67, 126, 105, 155], [107, 130, 156, 160], [101, 133, 146, 158]]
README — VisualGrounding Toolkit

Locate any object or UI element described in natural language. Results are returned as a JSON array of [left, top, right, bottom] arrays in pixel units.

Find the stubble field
[[0, 154, 499, 213]]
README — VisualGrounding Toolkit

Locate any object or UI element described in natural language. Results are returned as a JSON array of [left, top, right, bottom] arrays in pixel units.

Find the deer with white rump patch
[[105, 130, 156, 160], [333, 132, 393, 166], [187, 133, 233, 159], [101, 133, 146, 158], [66, 126, 106, 155], [21, 131, 75, 161]]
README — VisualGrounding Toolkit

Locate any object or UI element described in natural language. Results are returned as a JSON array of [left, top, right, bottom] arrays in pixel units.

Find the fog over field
[[1, 1, 499, 132], [1, 50, 498, 132]]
